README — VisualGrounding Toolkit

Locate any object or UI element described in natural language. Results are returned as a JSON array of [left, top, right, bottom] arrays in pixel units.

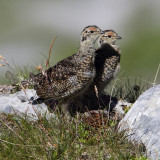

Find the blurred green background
[[0, 0, 160, 85]]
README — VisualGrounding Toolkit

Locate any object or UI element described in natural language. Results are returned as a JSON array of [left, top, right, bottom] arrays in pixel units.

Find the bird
[[93, 29, 122, 93], [68, 30, 122, 113], [21, 25, 103, 115]]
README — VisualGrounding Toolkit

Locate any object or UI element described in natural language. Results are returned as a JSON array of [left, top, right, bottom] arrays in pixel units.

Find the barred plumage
[[68, 30, 122, 113], [90, 30, 122, 93]]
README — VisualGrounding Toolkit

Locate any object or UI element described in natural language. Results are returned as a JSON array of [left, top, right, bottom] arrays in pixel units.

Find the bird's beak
[[100, 30, 105, 34], [116, 36, 122, 40]]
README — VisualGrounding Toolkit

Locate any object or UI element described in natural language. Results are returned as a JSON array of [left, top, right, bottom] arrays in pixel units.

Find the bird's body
[[69, 30, 122, 113], [93, 43, 121, 93], [21, 25, 103, 114], [34, 49, 95, 102], [90, 30, 122, 93]]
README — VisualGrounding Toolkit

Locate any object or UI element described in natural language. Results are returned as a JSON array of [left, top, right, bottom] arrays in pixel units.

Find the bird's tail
[[21, 73, 43, 88]]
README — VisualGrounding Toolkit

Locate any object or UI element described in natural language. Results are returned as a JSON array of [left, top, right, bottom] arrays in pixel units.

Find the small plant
[[0, 38, 149, 159], [108, 77, 150, 103], [0, 112, 147, 159]]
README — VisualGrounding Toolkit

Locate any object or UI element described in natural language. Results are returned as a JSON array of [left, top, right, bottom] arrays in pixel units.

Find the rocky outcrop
[[0, 89, 54, 120], [119, 84, 160, 160]]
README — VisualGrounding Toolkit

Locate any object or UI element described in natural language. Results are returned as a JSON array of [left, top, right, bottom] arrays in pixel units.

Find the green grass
[[0, 69, 149, 159], [0, 58, 150, 159], [0, 112, 147, 160]]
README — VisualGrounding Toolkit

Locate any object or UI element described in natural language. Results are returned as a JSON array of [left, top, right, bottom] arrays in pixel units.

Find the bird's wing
[[35, 53, 93, 100]]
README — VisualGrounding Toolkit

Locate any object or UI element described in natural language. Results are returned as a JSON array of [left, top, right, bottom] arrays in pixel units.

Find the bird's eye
[[90, 30, 94, 33], [108, 35, 112, 38]]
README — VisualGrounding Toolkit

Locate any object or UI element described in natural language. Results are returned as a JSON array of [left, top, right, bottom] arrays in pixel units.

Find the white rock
[[113, 99, 131, 115], [0, 89, 54, 120], [119, 84, 160, 160]]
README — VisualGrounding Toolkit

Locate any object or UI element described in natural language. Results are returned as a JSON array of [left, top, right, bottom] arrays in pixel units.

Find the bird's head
[[80, 25, 103, 45], [98, 29, 122, 46]]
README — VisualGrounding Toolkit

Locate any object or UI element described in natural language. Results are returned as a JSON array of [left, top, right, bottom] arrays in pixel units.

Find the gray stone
[[119, 84, 160, 160], [113, 99, 131, 115], [0, 89, 54, 120]]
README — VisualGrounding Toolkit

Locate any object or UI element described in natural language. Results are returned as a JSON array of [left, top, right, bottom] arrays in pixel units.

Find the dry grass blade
[[0, 64, 6, 67], [94, 85, 101, 108], [108, 78, 119, 119], [94, 85, 98, 98], [46, 36, 57, 68], [0, 54, 9, 66], [153, 63, 160, 86], [0, 138, 41, 147], [35, 65, 47, 78], [0, 54, 4, 60], [38, 124, 57, 148], [0, 119, 23, 140]]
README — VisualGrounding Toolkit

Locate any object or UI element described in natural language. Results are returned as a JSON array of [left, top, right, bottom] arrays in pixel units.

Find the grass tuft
[[0, 112, 147, 160]]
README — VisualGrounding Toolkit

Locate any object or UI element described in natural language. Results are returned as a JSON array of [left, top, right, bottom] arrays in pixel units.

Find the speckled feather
[[69, 30, 122, 112], [93, 43, 120, 92], [34, 50, 95, 102]]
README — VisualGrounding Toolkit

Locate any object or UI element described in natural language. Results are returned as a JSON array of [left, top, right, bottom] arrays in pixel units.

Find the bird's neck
[[79, 40, 95, 54]]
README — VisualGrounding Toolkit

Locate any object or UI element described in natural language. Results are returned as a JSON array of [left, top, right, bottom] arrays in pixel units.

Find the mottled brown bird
[[21, 25, 103, 115], [93, 29, 122, 93], [68, 30, 122, 113]]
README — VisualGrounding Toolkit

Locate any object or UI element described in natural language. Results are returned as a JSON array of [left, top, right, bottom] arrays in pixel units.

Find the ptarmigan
[[21, 25, 103, 115], [93, 29, 122, 93], [68, 30, 122, 113]]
